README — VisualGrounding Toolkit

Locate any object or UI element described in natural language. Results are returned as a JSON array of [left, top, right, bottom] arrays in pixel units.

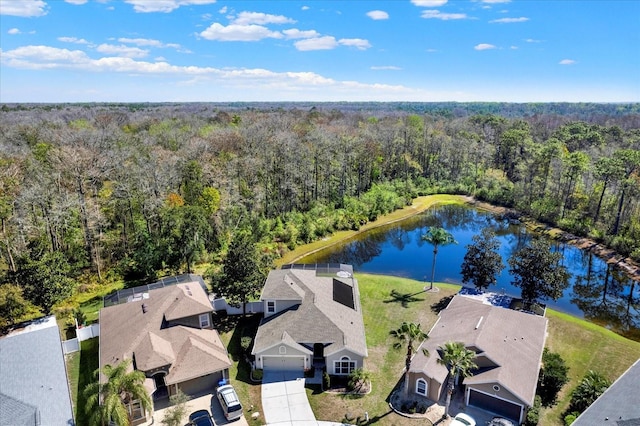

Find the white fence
[[213, 298, 264, 315], [62, 323, 100, 354]]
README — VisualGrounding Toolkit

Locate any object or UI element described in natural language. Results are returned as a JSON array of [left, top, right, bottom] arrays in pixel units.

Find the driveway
[[148, 392, 249, 426], [261, 370, 350, 426], [262, 370, 316, 425]]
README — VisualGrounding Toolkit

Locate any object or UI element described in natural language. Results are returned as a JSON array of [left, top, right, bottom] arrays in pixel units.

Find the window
[[199, 313, 210, 328], [128, 400, 145, 421], [279, 346, 287, 354], [267, 300, 276, 314], [334, 356, 356, 375], [416, 378, 427, 396]]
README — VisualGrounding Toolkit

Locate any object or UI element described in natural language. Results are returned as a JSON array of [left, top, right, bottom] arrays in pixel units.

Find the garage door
[[178, 372, 223, 397], [468, 389, 521, 422], [263, 356, 305, 372]]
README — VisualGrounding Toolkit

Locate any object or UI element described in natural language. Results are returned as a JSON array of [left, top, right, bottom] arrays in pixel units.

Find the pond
[[300, 204, 640, 340]]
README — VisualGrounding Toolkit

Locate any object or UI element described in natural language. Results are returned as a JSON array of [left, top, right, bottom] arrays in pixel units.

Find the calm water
[[301, 205, 640, 339]]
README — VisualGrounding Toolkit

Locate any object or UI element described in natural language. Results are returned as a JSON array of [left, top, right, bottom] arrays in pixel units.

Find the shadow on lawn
[[384, 289, 425, 308], [76, 337, 99, 425], [216, 313, 261, 385]]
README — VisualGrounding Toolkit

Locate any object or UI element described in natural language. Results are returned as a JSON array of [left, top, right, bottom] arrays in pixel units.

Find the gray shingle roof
[[100, 281, 231, 385], [572, 358, 640, 426], [253, 268, 367, 357], [410, 295, 548, 406], [0, 316, 75, 426]]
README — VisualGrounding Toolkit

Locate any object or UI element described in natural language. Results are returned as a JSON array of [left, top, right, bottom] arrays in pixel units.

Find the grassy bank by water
[[276, 194, 470, 266]]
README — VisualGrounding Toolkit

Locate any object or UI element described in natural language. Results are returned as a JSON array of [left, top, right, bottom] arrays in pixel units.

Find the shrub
[[525, 395, 541, 426], [537, 348, 569, 406]]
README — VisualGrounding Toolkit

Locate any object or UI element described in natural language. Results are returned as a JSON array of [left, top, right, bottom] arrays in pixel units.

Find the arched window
[[334, 356, 356, 375], [279, 346, 286, 354], [416, 378, 428, 396]]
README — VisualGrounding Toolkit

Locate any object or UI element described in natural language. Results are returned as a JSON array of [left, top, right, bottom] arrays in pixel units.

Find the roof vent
[[141, 303, 148, 314], [185, 285, 193, 296]]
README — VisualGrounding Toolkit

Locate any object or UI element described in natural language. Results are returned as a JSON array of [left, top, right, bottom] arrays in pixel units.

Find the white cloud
[[231, 11, 295, 25], [58, 37, 90, 44], [510, 46, 518, 49], [124, 0, 217, 13], [411, 0, 448, 6], [8, 28, 21, 35], [339, 38, 372, 50], [559, 59, 576, 65], [0, 0, 47, 17], [118, 37, 181, 50], [426, 48, 438, 52], [301, 5, 310, 10], [490, 17, 529, 23], [421, 10, 467, 20], [371, 66, 402, 70], [65, 0, 88, 4], [294, 36, 338, 51], [282, 29, 320, 39], [199, 23, 283, 41], [218, 6, 226, 13], [525, 38, 542, 43], [367, 10, 389, 20], [96, 44, 149, 58], [475, 43, 497, 50]]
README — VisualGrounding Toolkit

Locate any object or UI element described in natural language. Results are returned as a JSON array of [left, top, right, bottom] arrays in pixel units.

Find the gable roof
[[0, 316, 74, 426], [253, 268, 367, 358], [572, 358, 640, 426], [100, 279, 231, 384], [410, 295, 548, 407]]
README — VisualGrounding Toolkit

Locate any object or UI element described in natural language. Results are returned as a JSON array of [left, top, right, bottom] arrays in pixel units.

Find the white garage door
[[263, 356, 305, 372]]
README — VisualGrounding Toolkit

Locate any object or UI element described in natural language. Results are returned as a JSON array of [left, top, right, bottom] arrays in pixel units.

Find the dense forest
[[0, 102, 639, 326]]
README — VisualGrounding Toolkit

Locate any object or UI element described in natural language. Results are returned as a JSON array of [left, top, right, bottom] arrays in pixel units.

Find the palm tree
[[569, 370, 611, 413], [438, 341, 477, 417], [422, 227, 457, 291], [84, 359, 153, 426], [390, 321, 429, 397]]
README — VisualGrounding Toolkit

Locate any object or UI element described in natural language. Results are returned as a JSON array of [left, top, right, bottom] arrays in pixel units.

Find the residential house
[[0, 316, 75, 426], [572, 358, 640, 425], [408, 295, 548, 424], [252, 264, 367, 377], [99, 276, 232, 425]]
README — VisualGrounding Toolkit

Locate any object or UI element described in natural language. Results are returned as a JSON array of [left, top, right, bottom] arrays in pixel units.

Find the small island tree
[[460, 228, 504, 292]]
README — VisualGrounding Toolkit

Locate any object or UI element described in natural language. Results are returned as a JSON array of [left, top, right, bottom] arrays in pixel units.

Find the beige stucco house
[[99, 276, 232, 425], [408, 295, 548, 424], [252, 264, 367, 377]]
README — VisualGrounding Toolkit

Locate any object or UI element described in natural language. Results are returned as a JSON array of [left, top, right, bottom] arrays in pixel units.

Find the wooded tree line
[[0, 103, 638, 323]]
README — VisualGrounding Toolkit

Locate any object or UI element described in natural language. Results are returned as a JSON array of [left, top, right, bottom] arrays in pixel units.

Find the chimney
[[141, 303, 148, 314]]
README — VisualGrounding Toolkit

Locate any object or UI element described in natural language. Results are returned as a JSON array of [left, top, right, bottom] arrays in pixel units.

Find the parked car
[[451, 413, 476, 426], [487, 417, 515, 426], [188, 409, 214, 426], [216, 384, 243, 421]]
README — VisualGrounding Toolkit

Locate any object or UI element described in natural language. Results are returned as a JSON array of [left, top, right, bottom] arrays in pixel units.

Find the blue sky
[[1, 0, 638, 103]]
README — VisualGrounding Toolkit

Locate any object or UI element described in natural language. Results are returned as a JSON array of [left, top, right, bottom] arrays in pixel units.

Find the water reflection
[[301, 204, 640, 339]]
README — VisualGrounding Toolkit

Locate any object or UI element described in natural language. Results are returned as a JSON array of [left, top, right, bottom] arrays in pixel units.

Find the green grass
[[66, 337, 99, 426]]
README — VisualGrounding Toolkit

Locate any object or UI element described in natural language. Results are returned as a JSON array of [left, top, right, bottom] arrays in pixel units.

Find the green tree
[[160, 390, 189, 426], [84, 359, 153, 426], [460, 228, 504, 292], [508, 238, 569, 308], [422, 227, 457, 291], [0, 284, 39, 329], [390, 321, 429, 397], [538, 348, 569, 406], [438, 341, 477, 417], [611, 149, 640, 235], [568, 370, 610, 413], [209, 232, 272, 315], [347, 368, 372, 393], [15, 250, 75, 314]]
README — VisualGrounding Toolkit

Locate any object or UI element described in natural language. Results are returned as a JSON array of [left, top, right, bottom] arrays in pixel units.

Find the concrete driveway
[[262, 370, 316, 425], [149, 392, 249, 426]]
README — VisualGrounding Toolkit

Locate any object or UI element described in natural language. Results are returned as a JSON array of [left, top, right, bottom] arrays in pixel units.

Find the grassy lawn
[[65, 337, 99, 426]]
